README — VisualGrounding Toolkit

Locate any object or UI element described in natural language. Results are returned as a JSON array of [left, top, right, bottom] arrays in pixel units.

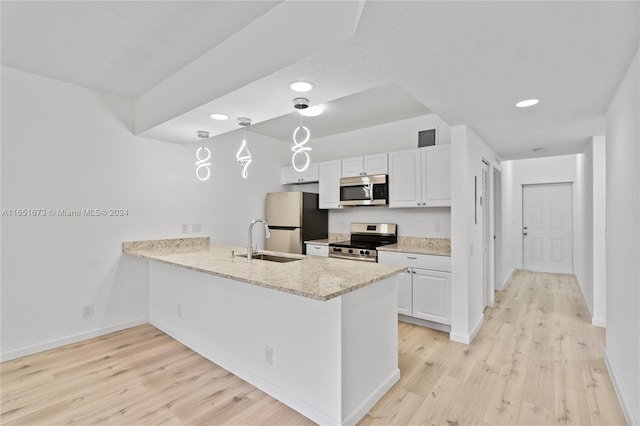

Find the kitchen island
[[124, 237, 405, 426]]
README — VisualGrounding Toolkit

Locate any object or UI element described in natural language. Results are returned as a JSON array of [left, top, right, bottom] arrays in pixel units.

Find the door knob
[[523, 226, 528, 230], [523, 232, 528, 236]]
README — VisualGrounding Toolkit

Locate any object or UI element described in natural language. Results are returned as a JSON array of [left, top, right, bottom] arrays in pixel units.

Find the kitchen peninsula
[[124, 237, 406, 426]]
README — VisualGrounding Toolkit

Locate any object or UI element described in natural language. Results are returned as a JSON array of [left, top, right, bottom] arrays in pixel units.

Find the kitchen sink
[[236, 253, 302, 263]]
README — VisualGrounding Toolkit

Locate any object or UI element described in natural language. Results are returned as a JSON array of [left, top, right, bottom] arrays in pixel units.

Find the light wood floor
[[1, 271, 626, 425]]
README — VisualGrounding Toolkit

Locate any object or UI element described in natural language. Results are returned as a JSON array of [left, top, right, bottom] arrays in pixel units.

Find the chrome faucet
[[248, 219, 271, 260]]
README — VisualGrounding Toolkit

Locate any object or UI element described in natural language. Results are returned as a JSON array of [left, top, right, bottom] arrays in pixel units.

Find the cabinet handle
[[314, 246, 321, 250], [417, 203, 421, 206], [412, 270, 416, 274], [406, 256, 417, 260]]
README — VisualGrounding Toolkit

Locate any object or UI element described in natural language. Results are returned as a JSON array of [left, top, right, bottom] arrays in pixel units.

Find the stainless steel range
[[329, 223, 397, 262]]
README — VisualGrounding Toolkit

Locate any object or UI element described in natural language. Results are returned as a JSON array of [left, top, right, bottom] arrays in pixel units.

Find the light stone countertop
[[304, 233, 350, 246], [377, 237, 451, 257], [123, 237, 406, 301], [305, 235, 452, 256]]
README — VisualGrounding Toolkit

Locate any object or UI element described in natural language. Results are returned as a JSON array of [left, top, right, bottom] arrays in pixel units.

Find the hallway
[[363, 270, 626, 425]]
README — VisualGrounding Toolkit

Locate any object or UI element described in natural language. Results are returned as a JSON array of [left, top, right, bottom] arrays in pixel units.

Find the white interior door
[[522, 183, 573, 274]]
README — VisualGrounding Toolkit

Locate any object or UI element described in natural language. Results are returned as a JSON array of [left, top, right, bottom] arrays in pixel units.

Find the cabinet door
[[422, 145, 451, 206], [319, 160, 343, 209], [388, 149, 422, 208], [301, 163, 319, 182], [364, 153, 388, 175], [412, 269, 451, 325], [281, 166, 302, 184], [397, 269, 413, 315], [341, 157, 364, 178]]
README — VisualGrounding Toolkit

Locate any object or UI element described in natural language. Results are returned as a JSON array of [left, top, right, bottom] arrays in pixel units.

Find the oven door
[[340, 175, 388, 206]]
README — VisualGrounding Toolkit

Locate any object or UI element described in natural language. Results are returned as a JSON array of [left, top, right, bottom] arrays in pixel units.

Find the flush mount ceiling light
[[516, 98, 540, 108], [209, 113, 229, 120], [299, 105, 323, 117], [236, 117, 252, 179], [290, 81, 314, 93], [195, 130, 212, 181]]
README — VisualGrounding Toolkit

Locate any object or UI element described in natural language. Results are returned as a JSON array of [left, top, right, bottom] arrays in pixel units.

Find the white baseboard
[[342, 369, 400, 426], [0, 317, 148, 362], [497, 266, 518, 291], [604, 348, 638, 426], [151, 319, 340, 425], [450, 314, 484, 345], [152, 317, 399, 426], [591, 317, 606, 328], [398, 314, 451, 333], [574, 273, 594, 318]]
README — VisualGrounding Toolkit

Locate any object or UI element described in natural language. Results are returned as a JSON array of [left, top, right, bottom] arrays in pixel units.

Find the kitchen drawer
[[306, 244, 328, 257], [378, 250, 451, 272]]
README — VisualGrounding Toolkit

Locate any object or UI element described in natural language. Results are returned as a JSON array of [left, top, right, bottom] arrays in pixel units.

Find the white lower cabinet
[[305, 243, 328, 257], [411, 268, 451, 324], [378, 251, 451, 326]]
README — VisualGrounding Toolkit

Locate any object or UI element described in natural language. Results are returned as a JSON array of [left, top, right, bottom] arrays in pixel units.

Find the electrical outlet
[[181, 224, 189, 234], [192, 223, 201, 233], [434, 222, 441, 232], [82, 304, 93, 319], [177, 304, 182, 317], [265, 345, 273, 365]]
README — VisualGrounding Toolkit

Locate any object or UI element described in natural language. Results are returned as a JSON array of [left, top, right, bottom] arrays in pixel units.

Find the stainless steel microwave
[[339, 175, 389, 206]]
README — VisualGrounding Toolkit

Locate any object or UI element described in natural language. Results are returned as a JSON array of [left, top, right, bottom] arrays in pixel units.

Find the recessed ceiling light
[[299, 105, 323, 117], [290, 81, 314, 93], [209, 113, 229, 120], [516, 98, 540, 108]]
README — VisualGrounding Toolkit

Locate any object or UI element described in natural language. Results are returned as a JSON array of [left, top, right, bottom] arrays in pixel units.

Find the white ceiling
[[2, 1, 638, 160]]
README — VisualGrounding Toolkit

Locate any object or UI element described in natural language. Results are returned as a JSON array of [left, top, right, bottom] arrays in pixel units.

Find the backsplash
[[328, 206, 451, 238]]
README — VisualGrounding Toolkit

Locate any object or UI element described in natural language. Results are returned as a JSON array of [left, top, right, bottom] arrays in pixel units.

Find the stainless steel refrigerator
[[266, 192, 328, 255]]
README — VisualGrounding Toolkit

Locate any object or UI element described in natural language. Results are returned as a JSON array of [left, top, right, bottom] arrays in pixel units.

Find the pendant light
[[195, 130, 212, 181], [291, 98, 312, 172], [236, 117, 252, 179]]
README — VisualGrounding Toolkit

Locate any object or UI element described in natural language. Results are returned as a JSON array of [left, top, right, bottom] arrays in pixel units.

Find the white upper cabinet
[[422, 145, 451, 207], [341, 153, 388, 178], [388, 145, 451, 208], [318, 160, 342, 209], [388, 149, 422, 207], [281, 163, 319, 184]]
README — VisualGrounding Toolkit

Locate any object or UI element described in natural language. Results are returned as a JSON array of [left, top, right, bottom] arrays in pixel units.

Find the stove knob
[[333, 247, 341, 252], [348, 249, 353, 254], [359, 250, 365, 255], [365, 250, 370, 255]]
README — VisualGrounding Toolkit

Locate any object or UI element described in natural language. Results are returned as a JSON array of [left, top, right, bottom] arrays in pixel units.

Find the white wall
[[0, 67, 287, 360], [310, 114, 451, 162], [496, 161, 516, 290], [450, 124, 497, 344], [604, 48, 639, 426], [591, 135, 607, 327], [575, 146, 594, 315], [328, 207, 451, 238]]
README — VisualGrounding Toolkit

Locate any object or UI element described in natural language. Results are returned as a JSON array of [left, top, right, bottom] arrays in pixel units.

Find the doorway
[[522, 183, 573, 274], [481, 160, 491, 308], [493, 168, 502, 291]]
